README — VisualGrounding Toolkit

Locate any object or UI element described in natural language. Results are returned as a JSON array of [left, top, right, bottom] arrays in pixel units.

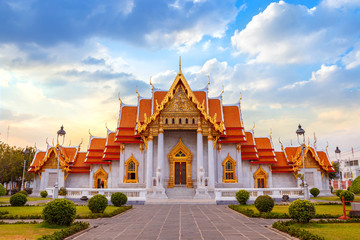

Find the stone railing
[[214, 188, 304, 201], [45, 188, 147, 201]]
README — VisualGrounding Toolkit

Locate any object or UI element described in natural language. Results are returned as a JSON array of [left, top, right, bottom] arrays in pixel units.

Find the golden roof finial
[[308, 137, 310, 146], [105, 122, 109, 131], [326, 141, 329, 154], [239, 92, 242, 105], [270, 128, 272, 139], [290, 139, 293, 146], [78, 138, 83, 150], [278, 137, 284, 151], [220, 85, 224, 100], [207, 75, 210, 91], [252, 122, 255, 134], [118, 92, 122, 105], [136, 85, 139, 100], [179, 56, 182, 73], [88, 129, 92, 137], [150, 77, 153, 91], [34, 142, 37, 151], [46, 137, 49, 147]]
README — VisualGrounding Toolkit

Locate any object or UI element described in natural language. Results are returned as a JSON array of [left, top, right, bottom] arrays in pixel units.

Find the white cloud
[[231, 1, 360, 64]]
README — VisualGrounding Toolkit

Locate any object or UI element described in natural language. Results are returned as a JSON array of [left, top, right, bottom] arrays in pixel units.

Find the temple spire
[[179, 56, 182, 73]]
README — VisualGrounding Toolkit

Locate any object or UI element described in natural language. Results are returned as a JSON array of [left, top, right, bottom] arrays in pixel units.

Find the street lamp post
[[22, 148, 30, 191], [296, 124, 309, 200], [54, 125, 66, 199], [335, 147, 342, 190]]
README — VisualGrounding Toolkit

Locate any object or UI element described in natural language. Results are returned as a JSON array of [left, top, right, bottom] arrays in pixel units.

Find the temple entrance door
[[175, 162, 186, 185]]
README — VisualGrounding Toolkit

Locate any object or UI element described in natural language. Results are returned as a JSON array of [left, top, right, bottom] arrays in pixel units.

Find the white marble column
[[146, 135, 153, 189], [107, 165, 112, 188], [207, 133, 215, 188], [157, 131, 164, 186], [119, 144, 125, 183], [89, 166, 94, 188], [236, 144, 242, 183], [268, 165, 273, 188]]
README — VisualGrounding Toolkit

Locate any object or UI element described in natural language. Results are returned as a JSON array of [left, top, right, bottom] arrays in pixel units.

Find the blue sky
[[0, 0, 359, 160]]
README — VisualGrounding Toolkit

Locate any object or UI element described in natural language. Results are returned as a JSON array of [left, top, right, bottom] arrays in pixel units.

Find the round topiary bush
[[111, 192, 127, 206], [254, 195, 274, 213], [25, 188, 33, 195], [310, 188, 320, 197], [40, 190, 48, 198], [349, 176, 360, 194], [88, 194, 108, 213], [289, 199, 315, 223], [335, 189, 343, 197], [0, 184, 6, 196], [42, 199, 76, 225], [235, 190, 250, 205], [58, 187, 67, 196], [10, 193, 27, 206], [18, 190, 28, 196], [339, 190, 355, 205]]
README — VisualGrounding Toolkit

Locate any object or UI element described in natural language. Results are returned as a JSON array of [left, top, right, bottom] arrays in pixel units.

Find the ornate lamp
[[54, 125, 66, 199], [296, 124, 309, 200]]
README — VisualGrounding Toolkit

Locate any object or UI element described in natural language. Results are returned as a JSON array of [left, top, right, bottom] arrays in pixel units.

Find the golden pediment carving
[[163, 86, 198, 114]]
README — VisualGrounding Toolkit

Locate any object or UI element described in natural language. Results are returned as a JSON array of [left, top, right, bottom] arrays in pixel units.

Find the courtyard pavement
[[72, 205, 291, 240]]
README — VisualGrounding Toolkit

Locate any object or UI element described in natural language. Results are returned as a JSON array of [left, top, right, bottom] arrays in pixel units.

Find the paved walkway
[[72, 205, 290, 240]]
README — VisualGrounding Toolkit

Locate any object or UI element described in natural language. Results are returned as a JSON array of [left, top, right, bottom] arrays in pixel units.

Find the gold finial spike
[[105, 122, 109, 131], [278, 137, 284, 151], [308, 137, 310, 146], [88, 129, 92, 136], [34, 142, 37, 151], [252, 122, 255, 134], [69, 140, 71, 146], [79, 138, 83, 149], [136, 85, 139, 99], [207, 75, 210, 91], [46, 137, 49, 146], [220, 85, 224, 99], [118, 92, 122, 105], [150, 77, 153, 91], [325, 141, 329, 154], [239, 92, 242, 105], [270, 128, 272, 138], [179, 56, 182, 73]]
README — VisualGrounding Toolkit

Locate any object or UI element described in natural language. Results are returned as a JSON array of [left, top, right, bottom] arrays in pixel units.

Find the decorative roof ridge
[[28, 149, 45, 170], [137, 65, 224, 134]]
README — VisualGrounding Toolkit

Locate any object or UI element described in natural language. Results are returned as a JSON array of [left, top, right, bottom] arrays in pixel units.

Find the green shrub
[[40, 190, 48, 198], [38, 222, 89, 240], [88, 194, 108, 213], [339, 190, 354, 205], [310, 188, 320, 197], [349, 176, 360, 194], [18, 190, 28, 196], [0, 184, 6, 196], [58, 187, 67, 196], [335, 189, 343, 197], [42, 199, 76, 226], [289, 199, 315, 223], [235, 190, 250, 205], [111, 192, 127, 206], [10, 193, 27, 206], [330, 185, 333, 193], [254, 195, 274, 213]]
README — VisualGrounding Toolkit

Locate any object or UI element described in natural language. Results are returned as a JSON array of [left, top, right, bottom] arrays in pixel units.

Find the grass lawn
[[311, 195, 360, 202], [234, 204, 351, 216], [0, 205, 124, 218], [0, 196, 51, 205], [297, 222, 360, 240], [0, 223, 66, 240]]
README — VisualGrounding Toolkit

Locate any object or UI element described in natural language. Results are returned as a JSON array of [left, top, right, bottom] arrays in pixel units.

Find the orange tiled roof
[[317, 151, 335, 172], [241, 131, 258, 160], [28, 151, 46, 172], [153, 91, 167, 111], [194, 91, 207, 111], [70, 152, 90, 173], [61, 147, 78, 163], [115, 105, 141, 143], [208, 99, 222, 122], [272, 151, 294, 173], [85, 137, 109, 164], [138, 99, 152, 123], [220, 105, 246, 143], [103, 132, 121, 161], [251, 137, 276, 164]]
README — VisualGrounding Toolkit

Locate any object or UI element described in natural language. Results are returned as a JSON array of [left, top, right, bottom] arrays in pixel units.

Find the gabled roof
[[251, 137, 277, 164], [103, 131, 121, 161], [85, 137, 109, 164], [137, 69, 224, 134], [241, 131, 259, 160]]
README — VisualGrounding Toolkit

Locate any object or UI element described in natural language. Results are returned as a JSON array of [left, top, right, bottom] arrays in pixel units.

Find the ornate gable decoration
[[162, 86, 198, 114], [138, 70, 224, 134], [291, 146, 329, 172]]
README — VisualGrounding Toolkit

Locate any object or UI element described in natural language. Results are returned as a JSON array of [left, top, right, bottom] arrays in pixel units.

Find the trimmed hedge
[[38, 221, 89, 240], [42, 199, 76, 226], [335, 189, 343, 197], [40, 190, 48, 198], [10, 193, 27, 206], [111, 192, 127, 206], [310, 188, 320, 197], [254, 195, 274, 213], [289, 199, 315, 223], [88, 194, 108, 213], [235, 190, 250, 205], [18, 190, 28, 196], [0, 184, 6, 196], [349, 176, 360, 194], [273, 218, 360, 240], [339, 190, 354, 205]]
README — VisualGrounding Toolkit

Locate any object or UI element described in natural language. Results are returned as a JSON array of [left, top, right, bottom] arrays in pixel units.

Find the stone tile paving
[[72, 205, 291, 240]]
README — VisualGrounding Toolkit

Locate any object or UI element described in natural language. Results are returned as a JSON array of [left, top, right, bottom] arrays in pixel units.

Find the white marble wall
[[272, 173, 297, 188], [65, 173, 89, 188]]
